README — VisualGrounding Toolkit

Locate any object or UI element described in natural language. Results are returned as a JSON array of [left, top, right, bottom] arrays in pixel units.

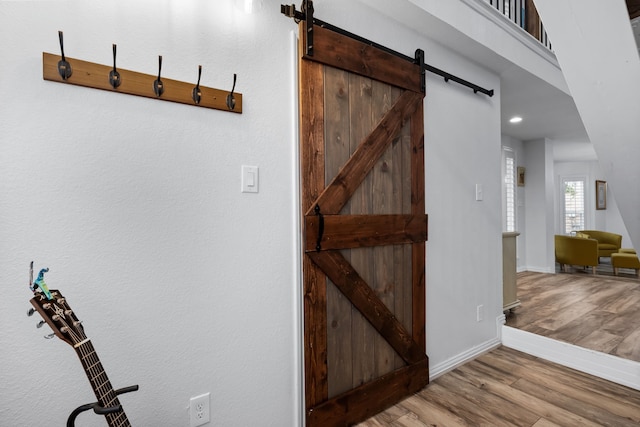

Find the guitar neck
[[75, 340, 131, 427]]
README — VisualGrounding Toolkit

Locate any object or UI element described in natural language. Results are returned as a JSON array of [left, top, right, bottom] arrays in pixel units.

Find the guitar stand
[[66, 385, 139, 427]]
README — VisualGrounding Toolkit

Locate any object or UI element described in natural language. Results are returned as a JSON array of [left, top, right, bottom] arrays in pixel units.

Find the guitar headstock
[[30, 290, 87, 347], [28, 263, 87, 347]]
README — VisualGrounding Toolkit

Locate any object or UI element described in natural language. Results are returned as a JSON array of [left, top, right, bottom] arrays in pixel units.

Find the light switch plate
[[241, 165, 259, 193], [475, 183, 483, 201]]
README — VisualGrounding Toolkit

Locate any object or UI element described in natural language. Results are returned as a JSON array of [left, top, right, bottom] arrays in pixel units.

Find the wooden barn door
[[298, 20, 429, 427]]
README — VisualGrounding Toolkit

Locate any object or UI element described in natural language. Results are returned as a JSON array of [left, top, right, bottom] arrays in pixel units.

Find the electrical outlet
[[477, 304, 484, 322], [189, 393, 210, 427]]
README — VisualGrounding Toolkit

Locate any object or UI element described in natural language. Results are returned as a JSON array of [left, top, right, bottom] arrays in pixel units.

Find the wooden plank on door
[[372, 79, 397, 377], [411, 100, 426, 349], [305, 214, 427, 251], [394, 85, 413, 369], [307, 25, 423, 93], [308, 358, 430, 426], [324, 65, 353, 398], [349, 72, 376, 388], [299, 37, 328, 408]]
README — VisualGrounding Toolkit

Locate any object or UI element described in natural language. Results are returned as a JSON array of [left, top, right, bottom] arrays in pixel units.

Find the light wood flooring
[[358, 346, 640, 426], [357, 269, 640, 426], [506, 270, 640, 362]]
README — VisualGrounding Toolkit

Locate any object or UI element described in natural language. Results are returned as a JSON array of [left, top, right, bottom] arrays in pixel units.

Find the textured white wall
[[424, 69, 503, 365], [1, 1, 504, 426], [1, 1, 300, 426]]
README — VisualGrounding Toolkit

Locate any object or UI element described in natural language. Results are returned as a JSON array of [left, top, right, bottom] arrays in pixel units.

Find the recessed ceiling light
[[509, 116, 523, 124]]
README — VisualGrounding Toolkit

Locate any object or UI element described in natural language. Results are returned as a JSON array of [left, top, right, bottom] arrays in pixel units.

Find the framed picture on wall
[[596, 180, 607, 210]]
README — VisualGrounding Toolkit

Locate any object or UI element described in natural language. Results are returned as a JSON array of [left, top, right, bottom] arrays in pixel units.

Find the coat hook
[[192, 65, 202, 105], [109, 44, 121, 89], [153, 55, 164, 97], [57, 31, 72, 80], [226, 73, 237, 110]]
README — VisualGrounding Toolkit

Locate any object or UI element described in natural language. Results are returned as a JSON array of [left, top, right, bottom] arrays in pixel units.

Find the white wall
[[421, 49, 502, 369], [523, 139, 555, 272], [1, 2, 300, 426], [0, 1, 504, 425]]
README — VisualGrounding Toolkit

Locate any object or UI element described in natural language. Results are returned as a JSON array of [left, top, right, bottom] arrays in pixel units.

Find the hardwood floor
[[506, 270, 640, 362], [356, 269, 640, 426], [357, 346, 640, 426]]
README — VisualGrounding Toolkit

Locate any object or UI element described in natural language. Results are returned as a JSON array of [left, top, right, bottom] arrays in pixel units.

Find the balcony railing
[[484, 0, 552, 50]]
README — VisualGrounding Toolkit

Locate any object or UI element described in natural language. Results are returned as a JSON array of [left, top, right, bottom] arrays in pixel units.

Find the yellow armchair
[[555, 235, 599, 274], [578, 230, 622, 259]]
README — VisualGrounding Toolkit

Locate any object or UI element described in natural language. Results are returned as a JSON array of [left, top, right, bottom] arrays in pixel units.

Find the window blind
[[563, 179, 585, 233], [503, 148, 516, 232]]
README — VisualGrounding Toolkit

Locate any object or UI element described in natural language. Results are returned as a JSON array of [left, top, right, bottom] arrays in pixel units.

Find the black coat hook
[[153, 55, 164, 97], [109, 44, 121, 89], [192, 65, 202, 105], [57, 31, 72, 80], [226, 73, 237, 110]]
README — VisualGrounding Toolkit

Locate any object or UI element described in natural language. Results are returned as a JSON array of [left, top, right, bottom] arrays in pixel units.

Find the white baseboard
[[430, 337, 502, 380], [502, 326, 640, 391], [522, 266, 555, 273], [430, 315, 506, 380]]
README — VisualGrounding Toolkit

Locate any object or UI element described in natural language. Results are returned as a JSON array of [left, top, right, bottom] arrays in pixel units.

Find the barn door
[[297, 13, 429, 427]]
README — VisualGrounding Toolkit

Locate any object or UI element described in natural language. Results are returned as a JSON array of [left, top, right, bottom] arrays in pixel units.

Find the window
[[502, 147, 516, 232], [563, 178, 585, 233]]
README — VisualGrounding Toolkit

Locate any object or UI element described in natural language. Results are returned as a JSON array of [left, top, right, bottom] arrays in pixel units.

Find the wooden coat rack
[[42, 32, 242, 113]]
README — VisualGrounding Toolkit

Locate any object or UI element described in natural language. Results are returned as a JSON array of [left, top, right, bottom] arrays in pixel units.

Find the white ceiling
[[362, 0, 640, 163], [499, 65, 595, 162], [500, 16, 640, 162]]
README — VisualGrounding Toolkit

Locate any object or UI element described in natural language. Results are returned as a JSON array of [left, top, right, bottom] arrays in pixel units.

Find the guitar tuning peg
[[44, 333, 56, 339], [27, 308, 36, 317], [36, 320, 46, 328]]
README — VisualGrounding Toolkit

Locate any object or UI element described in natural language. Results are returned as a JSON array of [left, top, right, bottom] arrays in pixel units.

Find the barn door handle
[[314, 204, 324, 252]]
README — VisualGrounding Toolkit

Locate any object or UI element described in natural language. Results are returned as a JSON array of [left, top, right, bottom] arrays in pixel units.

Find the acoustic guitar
[[28, 264, 136, 427]]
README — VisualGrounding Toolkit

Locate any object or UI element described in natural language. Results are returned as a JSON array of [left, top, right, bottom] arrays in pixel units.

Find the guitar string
[[55, 313, 115, 398], [88, 347, 128, 426], [48, 303, 130, 427], [75, 330, 130, 426], [76, 337, 127, 425]]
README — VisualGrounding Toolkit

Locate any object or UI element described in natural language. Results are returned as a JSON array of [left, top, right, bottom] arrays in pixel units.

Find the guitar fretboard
[[75, 340, 131, 427]]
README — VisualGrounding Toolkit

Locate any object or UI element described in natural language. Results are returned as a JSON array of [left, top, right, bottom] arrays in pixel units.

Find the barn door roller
[[281, 0, 494, 97]]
